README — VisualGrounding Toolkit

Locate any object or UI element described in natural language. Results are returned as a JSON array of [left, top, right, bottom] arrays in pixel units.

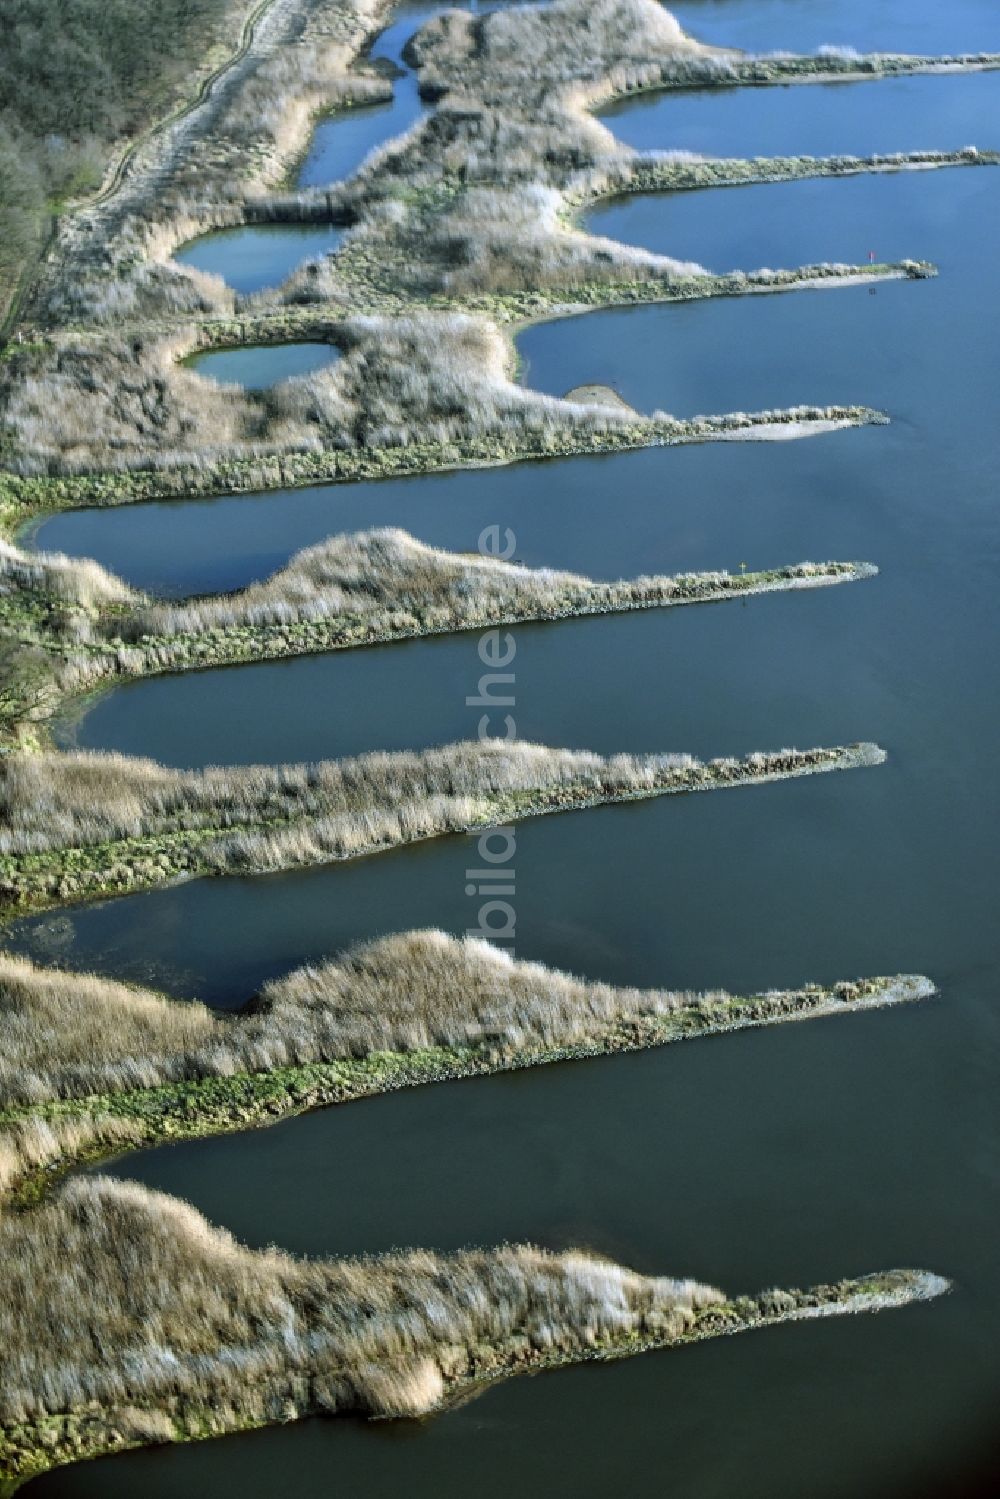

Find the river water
[[15, 1, 1000, 1495]]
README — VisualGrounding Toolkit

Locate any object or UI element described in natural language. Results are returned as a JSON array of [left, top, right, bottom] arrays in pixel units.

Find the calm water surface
[[585, 151, 1000, 274], [669, 0, 999, 54], [297, 2, 442, 189], [175, 2, 536, 293], [172, 221, 345, 297], [18, 4, 1000, 1496], [598, 68, 1000, 160], [520, 170, 995, 412], [25, 441, 861, 597], [184, 341, 339, 388]]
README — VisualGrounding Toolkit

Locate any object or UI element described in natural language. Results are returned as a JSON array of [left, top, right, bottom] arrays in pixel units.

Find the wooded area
[[0, 0, 234, 321]]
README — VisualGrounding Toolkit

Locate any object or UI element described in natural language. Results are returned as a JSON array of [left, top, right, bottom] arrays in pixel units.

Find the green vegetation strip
[[0, 742, 884, 911], [0, 404, 883, 526], [0, 973, 932, 1209]]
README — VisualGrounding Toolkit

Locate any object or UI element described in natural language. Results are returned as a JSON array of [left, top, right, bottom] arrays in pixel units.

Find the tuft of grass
[[0, 738, 885, 909], [0, 1172, 949, 1485]]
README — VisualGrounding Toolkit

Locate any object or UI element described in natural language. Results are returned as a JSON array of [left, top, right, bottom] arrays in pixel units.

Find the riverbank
[[0, 1171, 949, 1491], [0, 931, 933, 1202], [0, 740, 884, 912]]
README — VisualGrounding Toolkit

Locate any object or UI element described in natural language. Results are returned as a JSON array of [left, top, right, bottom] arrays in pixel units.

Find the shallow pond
[[172, 221, 345, 297], [17, 4, 1000, 1497], [183, 341, 339, 388], [34, 165, 990, 594]]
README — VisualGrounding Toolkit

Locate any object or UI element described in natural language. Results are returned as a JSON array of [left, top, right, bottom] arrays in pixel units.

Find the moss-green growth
[[0, 401, 885, 532], [0, 739, 885, 912]]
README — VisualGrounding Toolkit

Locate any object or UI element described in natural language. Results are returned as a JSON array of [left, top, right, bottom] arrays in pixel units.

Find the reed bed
[[0, 739, 884, 908], [0, 1173, 948, 1486], [0, 929, 934, 1112]]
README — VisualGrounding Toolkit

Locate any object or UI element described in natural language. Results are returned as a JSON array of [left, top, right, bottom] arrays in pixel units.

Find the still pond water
[[174, 2, 531, 294]]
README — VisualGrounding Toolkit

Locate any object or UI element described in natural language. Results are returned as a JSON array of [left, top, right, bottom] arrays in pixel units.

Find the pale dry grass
[[1, 312, 634, 475], [125, 527, 862, 639], [0, 929, 870, 1107], [0, 1173, 722, 1426], [0, 541, 135, 611], [3, 0, 942, 475], [0, 951, 219, 1105], [0, 739, 858, 864]]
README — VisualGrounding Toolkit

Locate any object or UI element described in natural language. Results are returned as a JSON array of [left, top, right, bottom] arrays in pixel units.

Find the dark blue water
[[184, 341, 339, 388], [598, 69, 1000, 163], [17, 5, 1000, 1498], [521, 168, 994, 412], [297, 3, 442, 189], [27, 442, 862, 598], [35, 169, 991, 593], [60, 581, 879, 767], [668, 0, 999, 54], [586, 156, 1000, 274]]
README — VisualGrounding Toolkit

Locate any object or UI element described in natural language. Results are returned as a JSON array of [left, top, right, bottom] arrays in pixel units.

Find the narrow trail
[[0, 0, 281, 348]]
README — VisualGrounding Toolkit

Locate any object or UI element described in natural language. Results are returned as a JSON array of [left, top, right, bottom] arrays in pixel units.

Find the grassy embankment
[[0, 1169, 949, 1490], [0, 738, 885, 912], [4, 0, 996, 501], [0, 929, 935, 1201], [0, 527, 877, 739]]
